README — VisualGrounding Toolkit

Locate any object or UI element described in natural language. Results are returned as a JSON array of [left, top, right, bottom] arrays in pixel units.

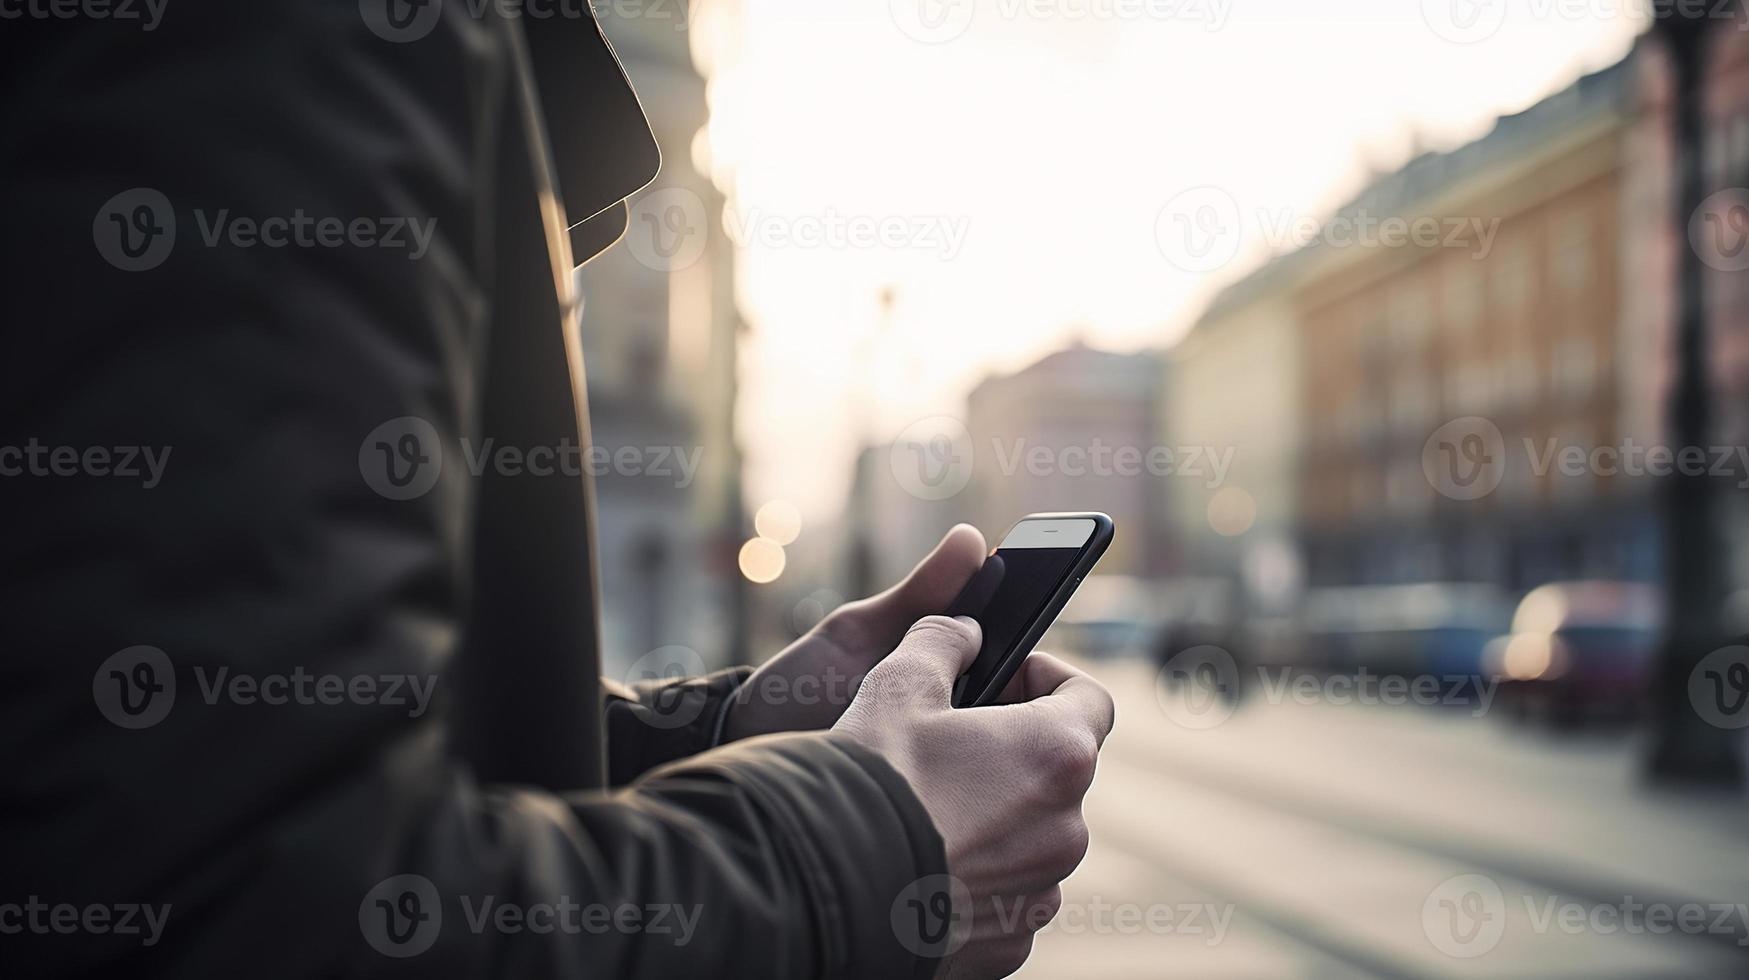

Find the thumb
[[880, 615, 983, 705], [840, 524, 987, 644]]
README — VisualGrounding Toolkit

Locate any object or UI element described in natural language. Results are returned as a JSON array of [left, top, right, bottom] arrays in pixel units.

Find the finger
[[880, 615, 982, 704], [1021, 658, 1116, 746], [831, 524, 986, 645], [993, 651, 1070, 705]]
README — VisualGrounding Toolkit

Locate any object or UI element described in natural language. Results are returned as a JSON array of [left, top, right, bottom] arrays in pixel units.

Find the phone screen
[[949, 518, 1098, 706]]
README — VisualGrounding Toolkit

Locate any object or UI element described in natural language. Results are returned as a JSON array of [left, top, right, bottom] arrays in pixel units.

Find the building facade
[[1165, 270, 1303, 611], [1292, 60, 1654, 591], [964, 344, 1167, 577]]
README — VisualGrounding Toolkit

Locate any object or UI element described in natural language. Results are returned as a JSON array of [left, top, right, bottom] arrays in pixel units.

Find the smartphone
[[947, 513, 1114, 708]]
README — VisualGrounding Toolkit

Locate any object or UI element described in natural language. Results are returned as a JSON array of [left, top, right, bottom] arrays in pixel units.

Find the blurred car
[[1485, 581, 1664, 726], [1297, 583, 1511, 679]]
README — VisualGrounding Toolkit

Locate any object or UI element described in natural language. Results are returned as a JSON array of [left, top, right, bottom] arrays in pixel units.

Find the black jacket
[[0, 5, 944, 977]]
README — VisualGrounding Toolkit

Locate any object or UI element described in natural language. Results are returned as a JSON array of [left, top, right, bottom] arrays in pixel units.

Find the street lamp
[[1643, 7, 1744, 787]]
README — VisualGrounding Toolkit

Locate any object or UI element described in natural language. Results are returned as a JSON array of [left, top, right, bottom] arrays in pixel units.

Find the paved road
[[1016, 657, 1749, 979]]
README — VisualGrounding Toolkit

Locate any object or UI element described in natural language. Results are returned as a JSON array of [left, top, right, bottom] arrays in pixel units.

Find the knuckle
[[905, 614, 979, 649], [1042, 730, 1099, 789], [1056, 819, 1091, 873]]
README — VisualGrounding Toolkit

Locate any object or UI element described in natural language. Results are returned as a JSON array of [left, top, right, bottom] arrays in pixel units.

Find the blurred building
[[843, 443, 973, 600], [964, 344, 1167, 577], [582, 13, 747, 672], [1290, 59, 1650, 590], [1165, 267, 1303, 612]]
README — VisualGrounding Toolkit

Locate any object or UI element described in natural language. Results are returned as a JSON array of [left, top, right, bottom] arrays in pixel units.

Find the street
[[1018, 657, 1749, 979]]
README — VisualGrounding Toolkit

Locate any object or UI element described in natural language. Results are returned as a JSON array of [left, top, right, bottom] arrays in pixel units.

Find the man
[[0, 4, 1113, 978]]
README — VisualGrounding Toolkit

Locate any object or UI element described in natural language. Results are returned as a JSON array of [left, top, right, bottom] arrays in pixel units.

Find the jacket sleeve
[[0, 8, 948, 980], [603, 667, 754, 787], [407, 732, 949, 979]]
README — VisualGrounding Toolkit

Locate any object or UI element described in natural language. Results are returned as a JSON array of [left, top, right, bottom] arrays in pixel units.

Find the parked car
[[1486, 581, 1663, 725], [1297, 583, 1511, 679]]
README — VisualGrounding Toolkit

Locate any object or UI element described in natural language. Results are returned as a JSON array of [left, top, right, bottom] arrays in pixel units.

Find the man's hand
[[721, 524, 986, 741], [834, 616, 1116, 979]]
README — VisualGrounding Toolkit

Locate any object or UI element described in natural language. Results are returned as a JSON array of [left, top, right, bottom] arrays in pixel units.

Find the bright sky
[[693, 0, 1644, 521]]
